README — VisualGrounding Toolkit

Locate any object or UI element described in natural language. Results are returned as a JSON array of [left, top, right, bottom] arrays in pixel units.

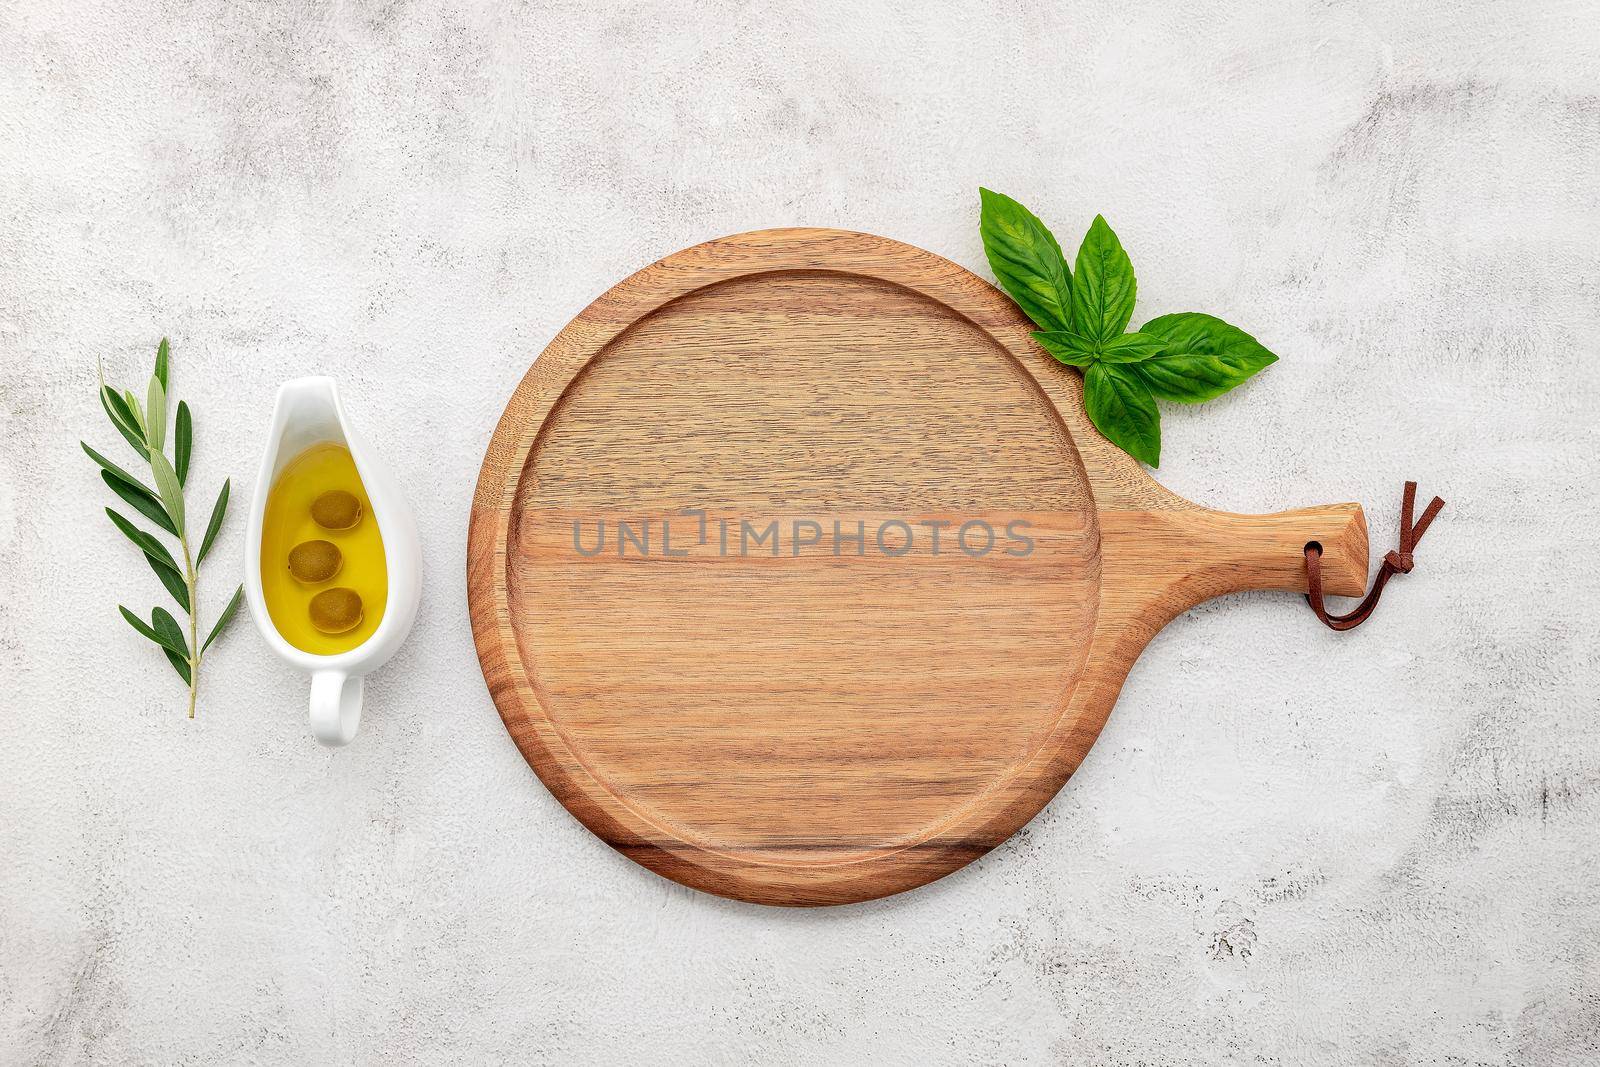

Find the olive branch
[[82, 338, 243, 718]]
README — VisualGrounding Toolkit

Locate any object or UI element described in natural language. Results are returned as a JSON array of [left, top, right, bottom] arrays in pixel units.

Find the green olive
[[311, 489, 363, 530], [308, 587, 364, 634], [287, 540, 343, 584]]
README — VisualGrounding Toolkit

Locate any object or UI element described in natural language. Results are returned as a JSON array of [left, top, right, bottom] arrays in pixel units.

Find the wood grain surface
[[467, 229, 1369, 906]]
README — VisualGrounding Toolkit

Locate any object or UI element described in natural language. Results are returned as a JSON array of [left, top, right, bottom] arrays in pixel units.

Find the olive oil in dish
[[260, 443, 387, 655]]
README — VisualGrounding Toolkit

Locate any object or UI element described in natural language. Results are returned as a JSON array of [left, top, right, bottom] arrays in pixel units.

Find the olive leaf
[[151, 608, 192, 685], [100, 391, 145, 456], [82, 442, 149, 495], [98, 361, 148, 460], [174, 401, 192, 486], [100, 470, 178, 536], [102, 384, 142, 437], [104, 508, 181, 576], [162, 648, 192, 684], [119, 605, 188, 659], [203, 585, 244, 653], [145, 375, 166, 454], [150, 606, 186, 648], [147, 552, 191, 613], [197, 479, 229, 565], [979, 188, 1073, 333], [123, 390, 146, 434], [149, 449, 185, 535], [154, 337, 170, 391]]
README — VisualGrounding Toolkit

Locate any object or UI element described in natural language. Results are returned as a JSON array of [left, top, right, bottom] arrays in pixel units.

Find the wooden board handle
[[1189, 502, 1369, 597], [1100, 502, 1369, 629]]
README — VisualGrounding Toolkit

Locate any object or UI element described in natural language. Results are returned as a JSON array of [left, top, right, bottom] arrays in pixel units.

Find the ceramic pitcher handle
[[309, 670, 363, 747]]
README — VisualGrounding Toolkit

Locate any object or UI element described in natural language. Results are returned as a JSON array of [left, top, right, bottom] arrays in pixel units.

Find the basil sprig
[[979, 189, 1277, 466]]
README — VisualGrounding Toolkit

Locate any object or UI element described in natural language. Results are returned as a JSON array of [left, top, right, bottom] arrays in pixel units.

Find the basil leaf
[[197, 479, 230, 565], [979, 188, 1073, 332], [102, 470, 178, 536], [1072, 215, 1137, 343], [149, 449, 185, 535], [1135, 313, 1278, 403], [154, 337, 170, 391], [145, 374, 166, 454], [1097, 331, 1167, 364], [203, 585, 244, 653], [1031, 330, 1098, 368], [174, 401, 192, 487], [1083, 362, 1160, 467]]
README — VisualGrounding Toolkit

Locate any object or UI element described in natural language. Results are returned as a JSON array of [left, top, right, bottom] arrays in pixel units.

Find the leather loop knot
[[1305, 481, 1444, 631]]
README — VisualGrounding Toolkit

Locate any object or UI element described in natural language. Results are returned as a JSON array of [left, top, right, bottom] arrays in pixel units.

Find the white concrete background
[[2, 1, 1597, 1063]]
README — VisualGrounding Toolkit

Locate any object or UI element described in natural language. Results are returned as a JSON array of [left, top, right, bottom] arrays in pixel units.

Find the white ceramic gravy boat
[[244, 377, 421, 746]]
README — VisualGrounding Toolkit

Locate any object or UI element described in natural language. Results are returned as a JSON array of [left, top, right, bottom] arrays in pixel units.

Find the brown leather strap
[[1305, 481, 1445, 631]]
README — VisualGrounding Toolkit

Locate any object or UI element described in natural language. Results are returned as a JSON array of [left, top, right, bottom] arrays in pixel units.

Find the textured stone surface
[[2, 1, 1598, 1063]]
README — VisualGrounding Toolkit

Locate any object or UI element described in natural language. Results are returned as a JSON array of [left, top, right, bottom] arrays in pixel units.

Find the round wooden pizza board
[[467, 229, 1369, 906]]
